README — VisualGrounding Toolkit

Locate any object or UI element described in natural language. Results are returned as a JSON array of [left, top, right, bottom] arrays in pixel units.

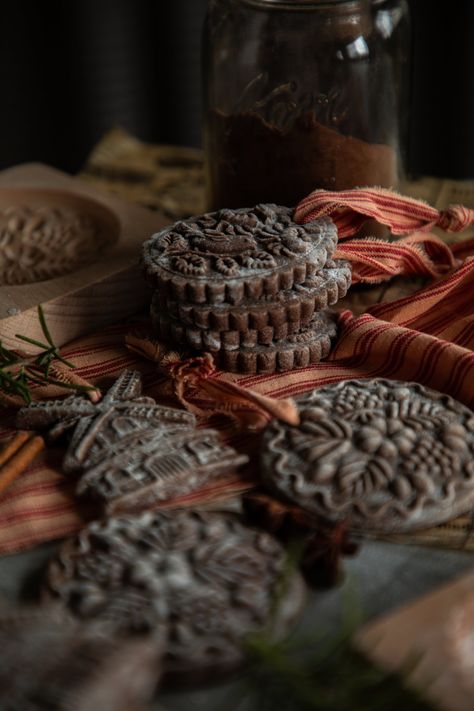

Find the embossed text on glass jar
[[203, 0, 410, 210]]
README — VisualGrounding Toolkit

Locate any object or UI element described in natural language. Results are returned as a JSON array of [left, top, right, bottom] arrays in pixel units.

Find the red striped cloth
[[335, 233, 458, 284], [0, 187, 474, 555], [295, 187, 474, 237], [297, 187, 472, 284]]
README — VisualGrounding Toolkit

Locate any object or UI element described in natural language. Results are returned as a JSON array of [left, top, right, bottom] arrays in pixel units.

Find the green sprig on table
[[0, 305, 94, 404], [214, 562, 435, 711], [242, 635, 432, 711]]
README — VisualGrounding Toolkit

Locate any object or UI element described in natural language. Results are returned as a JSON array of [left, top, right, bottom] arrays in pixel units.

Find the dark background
[[0, 0, 473, 178]]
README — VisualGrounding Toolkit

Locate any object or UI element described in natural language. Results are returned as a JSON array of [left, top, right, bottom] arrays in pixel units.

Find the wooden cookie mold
[[0, 163, 169, 351]]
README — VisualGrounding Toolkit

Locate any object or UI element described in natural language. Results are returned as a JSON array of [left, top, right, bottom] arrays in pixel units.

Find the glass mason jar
[[372, 0, 411, 175], [203, 0, 410, 211]]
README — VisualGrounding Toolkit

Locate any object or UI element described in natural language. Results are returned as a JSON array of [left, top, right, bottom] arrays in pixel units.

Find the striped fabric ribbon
[[0, 187, 473, 555], [296, 187, 473, 284], [295, 187, 474, 237], [335, 233, 458, 284]]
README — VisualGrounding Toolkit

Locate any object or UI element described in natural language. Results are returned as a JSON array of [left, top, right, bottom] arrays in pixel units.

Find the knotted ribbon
[[294, 187, 474, 285], [125, 332, 300, 432], [295, 187, 474, 236]]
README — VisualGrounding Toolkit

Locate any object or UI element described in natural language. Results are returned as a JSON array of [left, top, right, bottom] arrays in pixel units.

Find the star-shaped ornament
[[17, 371, 197, 473], [17, 371, 248, 515]]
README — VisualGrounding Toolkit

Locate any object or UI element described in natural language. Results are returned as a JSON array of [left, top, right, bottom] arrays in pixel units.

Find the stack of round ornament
[[142, 204, 352, 374]]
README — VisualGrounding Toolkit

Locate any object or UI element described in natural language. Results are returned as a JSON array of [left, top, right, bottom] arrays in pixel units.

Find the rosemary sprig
[[223, 559, 433, 711], [0, 305, 94, 405], [242, 634, 431, 711]]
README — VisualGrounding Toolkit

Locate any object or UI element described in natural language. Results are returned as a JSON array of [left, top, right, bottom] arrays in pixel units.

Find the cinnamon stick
[[0, 431, 32, 468], [0, 432, 45, 496]]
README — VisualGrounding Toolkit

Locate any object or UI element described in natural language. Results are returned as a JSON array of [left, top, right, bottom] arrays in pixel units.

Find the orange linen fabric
[[0, 188, 474, 555]]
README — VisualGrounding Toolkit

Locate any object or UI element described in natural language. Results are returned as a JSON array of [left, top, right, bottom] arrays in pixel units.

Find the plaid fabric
[[1, 187, 474, 555]]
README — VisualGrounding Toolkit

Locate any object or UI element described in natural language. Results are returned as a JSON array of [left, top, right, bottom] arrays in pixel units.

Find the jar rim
[[237, 0, 367, 10]]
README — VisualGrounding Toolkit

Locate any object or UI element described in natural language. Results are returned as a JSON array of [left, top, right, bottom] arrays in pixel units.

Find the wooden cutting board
[[0, 163, 170, 352], [355, 571, 474, 711]]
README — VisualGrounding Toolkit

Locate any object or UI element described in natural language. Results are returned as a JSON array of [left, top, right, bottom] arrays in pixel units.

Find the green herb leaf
[[37, 304, 55, 348], [1, 306, 92, 404]]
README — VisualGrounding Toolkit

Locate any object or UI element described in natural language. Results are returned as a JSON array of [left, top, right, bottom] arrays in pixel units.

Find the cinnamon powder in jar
[[206, 109, 398, 211], [203, 0, 406, 211]]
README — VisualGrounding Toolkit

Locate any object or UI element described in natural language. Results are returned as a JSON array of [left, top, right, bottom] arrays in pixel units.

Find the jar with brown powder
[[203, 0, 410, 210]]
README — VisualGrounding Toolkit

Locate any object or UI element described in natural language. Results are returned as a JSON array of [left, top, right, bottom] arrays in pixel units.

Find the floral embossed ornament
[[44, 510, 307, 681], [261, 379, 474, 533], [142, 204, 338, 305]]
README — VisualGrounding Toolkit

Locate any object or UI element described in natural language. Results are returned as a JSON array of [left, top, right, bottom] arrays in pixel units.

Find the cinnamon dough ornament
[[142, 204, 338, 304], [17, 371, 248, 515], [76, 426, 248, 515], [155, 258, 352, 333], [44, 510, 306, 681], [211, 309, 338, 374], [16, 370, 197, 468], [261, 379, 474, 533]]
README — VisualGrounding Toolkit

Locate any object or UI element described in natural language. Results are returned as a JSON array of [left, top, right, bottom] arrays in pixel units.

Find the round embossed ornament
[[212, 309, 338, 374], [142, 204, 338, 304], [151, 259, 352, 347], [261, 379, 474, 533], [44, 510, 306, 681]]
